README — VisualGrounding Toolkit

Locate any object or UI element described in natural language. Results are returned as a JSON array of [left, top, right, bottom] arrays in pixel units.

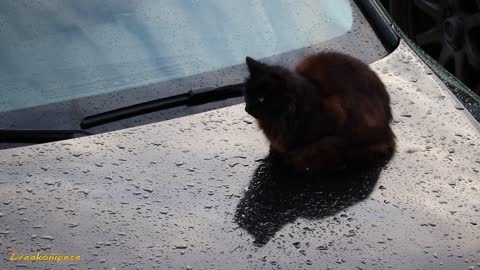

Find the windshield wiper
[[80, 83, 244, 129], [0, 129, 92, 143]]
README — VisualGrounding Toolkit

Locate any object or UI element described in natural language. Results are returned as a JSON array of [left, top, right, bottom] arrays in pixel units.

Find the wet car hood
[[1, 41, 479, 270]]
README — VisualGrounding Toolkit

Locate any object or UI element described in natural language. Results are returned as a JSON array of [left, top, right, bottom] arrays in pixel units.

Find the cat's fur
[[244, 52, 396, 174]]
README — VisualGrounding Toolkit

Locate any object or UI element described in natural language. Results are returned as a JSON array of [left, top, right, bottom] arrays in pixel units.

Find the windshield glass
[[1, 0, 354, 113]]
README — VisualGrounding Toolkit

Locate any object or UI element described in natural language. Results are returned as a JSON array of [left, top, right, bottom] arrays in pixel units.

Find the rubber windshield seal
[[354, 0, 399, 52]]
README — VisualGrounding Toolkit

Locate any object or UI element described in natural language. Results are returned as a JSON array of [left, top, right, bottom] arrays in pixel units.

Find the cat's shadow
[[234, 153, 388, 246]]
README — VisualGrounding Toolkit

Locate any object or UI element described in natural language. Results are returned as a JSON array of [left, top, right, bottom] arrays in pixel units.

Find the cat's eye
[[257, 97, 265, 103]]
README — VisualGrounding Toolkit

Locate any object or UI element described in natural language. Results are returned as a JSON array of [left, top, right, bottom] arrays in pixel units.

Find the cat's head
[[244, 57, 294, 120]]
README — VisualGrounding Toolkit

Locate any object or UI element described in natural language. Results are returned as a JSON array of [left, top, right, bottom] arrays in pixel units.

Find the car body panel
[[0, 41, 479, 269]]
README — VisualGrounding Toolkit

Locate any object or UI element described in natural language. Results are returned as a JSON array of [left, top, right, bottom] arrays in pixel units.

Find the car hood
[[1, 41, 479, 270]]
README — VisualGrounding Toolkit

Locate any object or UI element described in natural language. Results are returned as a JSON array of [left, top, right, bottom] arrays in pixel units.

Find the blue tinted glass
[[0, 0, 352, 112]]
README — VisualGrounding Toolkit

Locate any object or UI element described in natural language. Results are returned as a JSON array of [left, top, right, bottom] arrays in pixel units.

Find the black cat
[[244, 53, 395, 173]]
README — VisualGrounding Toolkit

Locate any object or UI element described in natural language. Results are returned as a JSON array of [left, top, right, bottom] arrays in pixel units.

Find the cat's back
[[294, 51, 392, 138], [295, 51, 383, 96]]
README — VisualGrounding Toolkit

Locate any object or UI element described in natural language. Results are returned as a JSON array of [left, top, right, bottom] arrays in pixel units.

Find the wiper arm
[[80, 83, 244, 129], [0, 129, 92, 143]]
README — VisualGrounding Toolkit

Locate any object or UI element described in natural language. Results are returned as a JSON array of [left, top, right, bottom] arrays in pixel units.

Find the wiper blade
[[80, 83, 244, 129], [0, 129, 92, 143]]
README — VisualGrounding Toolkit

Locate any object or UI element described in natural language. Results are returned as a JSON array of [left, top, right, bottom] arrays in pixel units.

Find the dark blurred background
[[380, 0, 480, 95]]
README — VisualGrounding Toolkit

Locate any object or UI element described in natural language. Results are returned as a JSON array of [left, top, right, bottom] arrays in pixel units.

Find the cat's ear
[[246, 56, 267, 76]]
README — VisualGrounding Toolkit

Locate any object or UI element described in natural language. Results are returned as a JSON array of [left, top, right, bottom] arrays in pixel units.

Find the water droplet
[[40, 235, 54, 241], [78, 190, 90, 196], [317, 246, 328, 250], [174, 244, 188, 249], [143, 187, 153, 193]]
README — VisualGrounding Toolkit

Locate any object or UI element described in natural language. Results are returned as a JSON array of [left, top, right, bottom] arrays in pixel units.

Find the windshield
[[0, 0, 387, 138], [1, 0, 355, 113]]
